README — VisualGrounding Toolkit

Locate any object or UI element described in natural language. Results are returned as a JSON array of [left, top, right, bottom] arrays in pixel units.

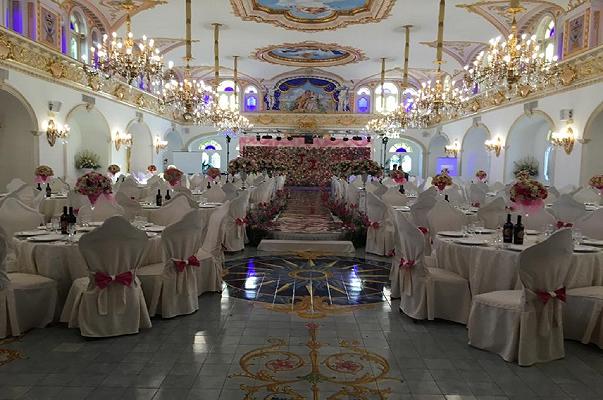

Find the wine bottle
[[207, 181, 211, 189], [165, 190, 171, 201], [45, 183, 52, 198], [503, 213, 514, 243], [513, 215, 525, 245], [156, 189, 162, 207], [36, 183, 42, 191], [444, 194, 449, 202], [60, 206, 69, 234], [68, 207, 77, 233], [399, 185, 405, 194]]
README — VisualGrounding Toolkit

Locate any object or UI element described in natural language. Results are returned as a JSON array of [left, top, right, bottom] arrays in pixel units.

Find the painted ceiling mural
[[66, 0, 168, 31], [230, 0, 396, 31], [264, 76, 351, 113], [253, 41, 366, 67], [420, 41, 489, 68]]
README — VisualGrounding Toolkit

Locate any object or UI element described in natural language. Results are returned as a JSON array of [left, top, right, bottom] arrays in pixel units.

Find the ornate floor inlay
[[223, 255, 390, 318], [231, 322, 398, 399]]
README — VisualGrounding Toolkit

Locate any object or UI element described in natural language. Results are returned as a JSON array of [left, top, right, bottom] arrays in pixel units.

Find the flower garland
[[75, 150, 101, 170], [228, 157, 258, 175], [107, 164, 121, 176], [75, 171, 112, 205], [589, 175, 603, 192], [431, 173, 453, 191], [475, 170, 487, 182], [164, 167, 184, 187], [34, 165, 54, 184]]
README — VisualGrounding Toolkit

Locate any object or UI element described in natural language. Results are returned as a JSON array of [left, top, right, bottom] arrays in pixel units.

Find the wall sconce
[[44, 101, 69, 147], [113, 131, 132, 151], [484, 136, 503, 157], [550, 120, 575, 155], [153, 137, 168, 154], [444, 140, 460, 158]]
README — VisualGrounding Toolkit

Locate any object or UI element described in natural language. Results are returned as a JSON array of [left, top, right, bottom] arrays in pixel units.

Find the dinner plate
[[28, 234, 64, 242], [76, 226, 95, 232], [141, 205, 160, 209], [146, 232, 158, 238], [15, 230, 49, 237], [393, 206, 410, 212], [145, 226, 165, 233], [574, 245, 600, 253], [473, 228, 496, 235], [585, 205, 598, 211], [199, 204, 217, 208], [454, 238, 489, 246], [526, 229, 540, 235], [505, 244, 528, 252], [438, 231, 465, 238], [582, 239, 603, 247], [89, 222, 104, 227]]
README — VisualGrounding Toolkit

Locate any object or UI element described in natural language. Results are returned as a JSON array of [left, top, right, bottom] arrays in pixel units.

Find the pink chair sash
[[93, 271, 134, 316], [529, 286, 566, 336], [171, 255, 200, 293], [400, 258, 416, 296]]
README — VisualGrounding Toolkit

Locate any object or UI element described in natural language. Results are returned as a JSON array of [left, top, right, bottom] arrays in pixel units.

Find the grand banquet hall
[[1, 0, 603, 399]]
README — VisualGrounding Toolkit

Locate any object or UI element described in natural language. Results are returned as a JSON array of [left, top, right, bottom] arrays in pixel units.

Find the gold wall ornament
[[518, 84, 531, 97], [136, 94, 145, 108], [469, 99, 481, 112], [114, 85, 126, 100], [153, 137, 167, 154], [87, 75, 102, 91], [550, 123, 575, 154], [297, 116, 318, 130], [47, 59, 64, 79], [491, 90, 506, 105], [444, 140, 461, 158], [560, 66, 577, 85], [44, 118, 70, 147], [485, 136, 503, 157], [0, 34, 13, 60], [112, 131, 132, 151]]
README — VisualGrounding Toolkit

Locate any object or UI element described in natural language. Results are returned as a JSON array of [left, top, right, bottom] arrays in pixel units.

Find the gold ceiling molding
[[457, 1, 564, 36], [0, 27, 169, 119], [253, 41, 367, 67], [244, 112, 371, 129], [229, 0, 396, 32], [420, 40, 489, 68]]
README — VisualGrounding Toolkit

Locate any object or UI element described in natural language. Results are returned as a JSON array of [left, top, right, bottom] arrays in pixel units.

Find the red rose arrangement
[[475, 170, 487, 182], [390, 170, 406, 185], [164, 167, 183, 187], [34, 165, 54, 184], [431, 173, 453, 191], [75, 171, 112, 205]]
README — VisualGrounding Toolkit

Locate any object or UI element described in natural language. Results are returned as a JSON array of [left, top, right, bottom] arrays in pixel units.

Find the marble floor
[[0, 249, 602, 400]]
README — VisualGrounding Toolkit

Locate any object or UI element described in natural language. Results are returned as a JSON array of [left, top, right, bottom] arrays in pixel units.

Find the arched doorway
[[127, 121, 153, 174], [384, 137, 424, 177], [504, 112, 555, 184], [65, 106, 111, 182], [0, 87, 38, 189], [581, 104, 603, 184], [461, 125, 490, 179], [427, 134, 450, 177]]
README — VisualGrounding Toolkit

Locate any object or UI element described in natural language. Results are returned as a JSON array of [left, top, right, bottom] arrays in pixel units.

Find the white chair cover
[[9, 184, 39, 209], [523, 207, 556, 230], [138, 209, 204, 318], [78, 196, 125, 222], [443, 185, 465, 205], [5, 178, 26, 193], [223, 191, 250, 252], [559, 184, 577, 195], [381, 188, 408, 207], [60, 217, 151, 337], [477, 197, 506, 229], [373, 182, 388, 197], [49, 177, 69, 194], [189, 174, 205, 190], [222, 182, 238, 201], [67, 191, 90, 210], [469, 183, 487, 206], [0, 198, 43, 236], [573, 186, 601, 205], [489, 181, 504, 192], [168, 191, 198, 209], [345, 183, 359, 206], [365, 193, 395, 255], [468, 229, 573, 366], [574, 208, 603, 240], [115, 191, 143, 221], [427, 200, 466, 234], [564, 286, 603, 349], [148, 195, 192, 227], [196, 202, 230, 295], [549, 194, 587, 223], [117, 177, 142, 201], [410, 195, 437, 230], [404, 181, 418, 194], [203, 185, 226, 203], [393, 212, 471, 323]]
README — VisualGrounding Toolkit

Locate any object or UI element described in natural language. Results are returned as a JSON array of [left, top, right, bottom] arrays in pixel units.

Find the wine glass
[[572, 228, 583, 247], [51, 216, 60, 233]]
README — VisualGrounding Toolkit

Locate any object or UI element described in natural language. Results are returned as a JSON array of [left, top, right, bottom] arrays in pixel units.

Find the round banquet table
[[14, 229, 163, 313], [433, 234, 603, 295], [39, 195, 68, 222], [392, 206, 481, 225]]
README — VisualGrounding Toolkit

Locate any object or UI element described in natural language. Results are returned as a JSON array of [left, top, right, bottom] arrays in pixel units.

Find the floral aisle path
[[270, 187, 346, 241]]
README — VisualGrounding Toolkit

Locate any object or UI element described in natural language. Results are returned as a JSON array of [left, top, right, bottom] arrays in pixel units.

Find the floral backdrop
[[242, 146, 371, 186]]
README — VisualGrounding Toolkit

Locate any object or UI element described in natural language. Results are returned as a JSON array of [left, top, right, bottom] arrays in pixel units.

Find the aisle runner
[[269, 188, 346, 241]]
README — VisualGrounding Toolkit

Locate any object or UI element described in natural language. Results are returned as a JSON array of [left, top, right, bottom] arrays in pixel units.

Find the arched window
[[198, 140, 223, 151], [210, 153, 221, 168], [388, 143, 413, 153], [375, 82, 399, 113], [388, 154, 412, 172], [69, 11, 87, 61], [217, 80, 238, 111], [5, 0, 23, 34], [198, 139, 223, 169], [535, 16, 556, 62], [243, 85, 259, 113], [355, 87, 371, 113]]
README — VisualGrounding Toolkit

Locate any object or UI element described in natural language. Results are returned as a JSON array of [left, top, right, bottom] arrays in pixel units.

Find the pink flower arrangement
[[34, 165, 54, 184], [75, 171, 112, 205], [475, 170, 487, 182], [164, 167, 183, 187], [351, 159, 383, 177], [228, 157, 258, 175], [147, 165, 158, 174], [589, 175, 603, 192], [431, 173, 453, 191], [510, 178, 548, 213], [107, 164, 120, 176], [207, 167, 220, 180], [390, 170, 407, 185]]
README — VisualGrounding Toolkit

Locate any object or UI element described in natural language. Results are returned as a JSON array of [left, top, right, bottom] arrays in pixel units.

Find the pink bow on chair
[[536, 287, 566, 304], [418, 226, 429, 235], [235, 217, 247, 226], [173, 256, 201, 272], [400, 258, 416, 296], [368, 221, 380, 229], [556, 221, 573, 229], [94, 271, 133, 289]]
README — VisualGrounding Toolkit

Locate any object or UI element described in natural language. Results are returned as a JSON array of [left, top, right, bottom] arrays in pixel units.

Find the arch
[[427, 134, 451, 177], [460, 123, 491, 178], [126, 119, 153, 174], [384, 136, 426, 177], [375, 82, 399, 113], [164, 129, 184, 168], [64, 104, 111, 182], [581, 101, 603, 184], [243, 85, 259, 112], [0, 84, 39, 189], [504, 110, 556, 184], [69, 7, 88, 61]]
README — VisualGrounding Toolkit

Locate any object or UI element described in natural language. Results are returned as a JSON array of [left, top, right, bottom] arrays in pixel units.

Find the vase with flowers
[[75, 171, 112, 206], [228, 157, 258, 189], [107, 164, 120, 178], [475, 170, 487, 183], [350, 159, 383, 189], [589, 175, 603, 195], [34, 165, 54, 184], [164, 167, 184, 187], [147, 165, 158, 175], [510, 176, 548, 215], [431, 172, 453, 192], [75, 150, 101, 173], [207, 167, 220, 181]]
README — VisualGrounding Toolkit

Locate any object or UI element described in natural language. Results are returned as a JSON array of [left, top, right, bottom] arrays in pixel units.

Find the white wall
[[460, 126, 490, 180], [427, 135, 450, 176], [504, 115, 553, 183], [581, 109, 603, 184], [128, 121, 153, 174]]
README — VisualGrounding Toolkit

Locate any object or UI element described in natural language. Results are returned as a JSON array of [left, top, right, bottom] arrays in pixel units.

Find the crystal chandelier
[[415, 0, 467, 125], [463, 0, 559, 97], [86, 0, 164, 88], [157, 0, 216, 122]]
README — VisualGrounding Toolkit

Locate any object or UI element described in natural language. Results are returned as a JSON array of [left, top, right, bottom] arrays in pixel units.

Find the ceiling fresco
[[253, 41, 366, 67], [229, 0, 397, 31]]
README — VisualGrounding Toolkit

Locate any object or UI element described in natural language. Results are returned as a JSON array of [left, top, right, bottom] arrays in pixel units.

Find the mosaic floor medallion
[[231, 322, 398, 400], [223, 255, 391, 318]]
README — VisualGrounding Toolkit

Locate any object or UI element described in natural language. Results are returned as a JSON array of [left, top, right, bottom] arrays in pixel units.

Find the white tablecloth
[[39, 196, 68, 222], [434, 235, 603, 295]]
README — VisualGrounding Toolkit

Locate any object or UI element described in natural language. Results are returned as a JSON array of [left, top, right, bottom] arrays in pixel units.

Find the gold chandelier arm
[[234, 55, 239, 106], [380, 57, 386, 111], [185, 0, 192, 65], [435, 0, 446, 68], [402, 25, 411, 87], [213, 23, 222, 90]]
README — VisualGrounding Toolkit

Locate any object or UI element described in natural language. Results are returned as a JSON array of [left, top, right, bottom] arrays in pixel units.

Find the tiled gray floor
[[0, 250, 601, 399]]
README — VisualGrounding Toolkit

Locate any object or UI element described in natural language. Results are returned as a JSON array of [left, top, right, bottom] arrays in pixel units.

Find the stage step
[[257, 240, 355, 254]]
